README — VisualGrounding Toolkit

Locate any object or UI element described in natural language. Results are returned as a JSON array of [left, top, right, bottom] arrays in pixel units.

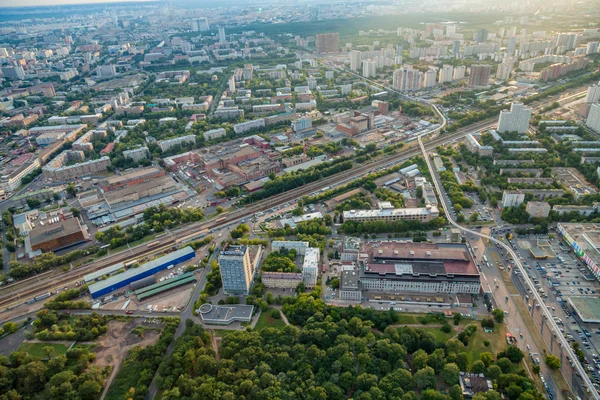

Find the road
[[418, 135, 600, 400]]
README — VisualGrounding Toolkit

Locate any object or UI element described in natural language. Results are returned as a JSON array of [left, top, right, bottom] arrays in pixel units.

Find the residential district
[[1, 1, 600, 400]]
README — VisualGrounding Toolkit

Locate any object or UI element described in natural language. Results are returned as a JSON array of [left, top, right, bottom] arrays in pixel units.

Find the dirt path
[[95, 320, 161, 400], [210, 332, 220, 361]]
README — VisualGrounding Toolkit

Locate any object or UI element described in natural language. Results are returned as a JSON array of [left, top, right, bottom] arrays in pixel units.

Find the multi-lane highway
[[418, 135, 600, 400]]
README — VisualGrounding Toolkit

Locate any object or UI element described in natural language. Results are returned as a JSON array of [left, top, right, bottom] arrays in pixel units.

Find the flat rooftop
[[197, 304, 254, 324], [557, 223, 600, 280], [88, 246, 194, 295], [360, 242, 478, 277], [29, 218, 84, 248], [567, 297, 600, 323], [103, 166, 163, 185]]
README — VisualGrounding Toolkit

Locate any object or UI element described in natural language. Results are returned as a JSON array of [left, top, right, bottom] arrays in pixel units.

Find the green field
[[420, 326, 456, 344], [464, 323, 508, 363], [254, 309, 287, 332], [18, 342, 69, 358]]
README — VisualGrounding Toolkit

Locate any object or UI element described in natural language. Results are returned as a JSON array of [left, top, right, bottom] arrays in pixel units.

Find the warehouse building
[[26, 217, 90, 255], [88, 246, 195, 299]]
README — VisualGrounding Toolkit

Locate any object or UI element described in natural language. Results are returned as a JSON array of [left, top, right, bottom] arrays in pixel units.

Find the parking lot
[[495, 232, 600, 393]]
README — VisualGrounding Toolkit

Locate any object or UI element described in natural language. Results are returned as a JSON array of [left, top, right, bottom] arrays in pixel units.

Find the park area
[[18, 342, 69, 358]]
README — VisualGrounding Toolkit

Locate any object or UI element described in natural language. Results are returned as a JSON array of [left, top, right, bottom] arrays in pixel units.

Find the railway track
[[0, 124, 476, 309], [0, 87, 588, 310]]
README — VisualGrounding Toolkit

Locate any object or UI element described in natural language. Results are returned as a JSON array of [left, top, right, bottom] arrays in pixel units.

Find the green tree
[[491, 308, 505, 323], [441, 362, 460, 385], [545, 354, 560, 370], [414, 366, 436, 390], [66, 183, 77, 197]]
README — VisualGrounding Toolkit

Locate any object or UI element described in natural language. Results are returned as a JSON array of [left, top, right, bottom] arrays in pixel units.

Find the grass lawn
[[210, 329, 236, 338], [464, 323, 508, 363], [18, 342, 69, 358], [395, 314, 418, 325], [254, 309, 287, 332], [421, 327, 456, 344]]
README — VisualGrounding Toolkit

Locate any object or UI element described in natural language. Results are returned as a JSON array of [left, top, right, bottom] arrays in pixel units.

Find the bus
[[483, 255, 488, 263]]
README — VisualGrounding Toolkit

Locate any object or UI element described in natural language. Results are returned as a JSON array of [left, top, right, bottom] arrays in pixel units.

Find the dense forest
[[151, 294, 545, 400]]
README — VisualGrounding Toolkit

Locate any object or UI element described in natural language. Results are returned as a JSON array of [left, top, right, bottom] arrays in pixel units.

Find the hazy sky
[[0, 0, 156, 7]]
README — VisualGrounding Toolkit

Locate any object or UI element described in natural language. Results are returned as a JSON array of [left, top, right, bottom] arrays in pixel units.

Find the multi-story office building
[[525, 201, 551, 218], [219, 245, 254, 295], [497, 102, 532, 134], [358, 242, 480, 294], [291, 117, 312, 132], [501, 190, 526, 208], [315, 33, 339, 53], [218, 26, 226, 43], [468, 65, 491, 87]]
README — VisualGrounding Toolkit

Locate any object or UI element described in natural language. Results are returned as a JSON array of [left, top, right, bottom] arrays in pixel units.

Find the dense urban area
[[1, 0, 600, 399]]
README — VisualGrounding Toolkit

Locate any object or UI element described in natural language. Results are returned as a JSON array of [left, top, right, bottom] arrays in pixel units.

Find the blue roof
[[88, 246, 194, 295]]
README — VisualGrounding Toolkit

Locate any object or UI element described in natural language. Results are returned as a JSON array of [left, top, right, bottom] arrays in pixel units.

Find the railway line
[[0, 87, 588, 311]]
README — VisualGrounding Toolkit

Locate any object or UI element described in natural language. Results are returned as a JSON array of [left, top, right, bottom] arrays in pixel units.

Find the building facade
[[497, 102, 532, 134], [219, 245, 254, 295]]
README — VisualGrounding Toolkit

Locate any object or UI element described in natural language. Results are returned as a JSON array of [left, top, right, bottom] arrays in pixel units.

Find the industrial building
[[356, 242, 480, 295], [88, 246, 195, 299], [343, 203, 439, 223], [26, 217, 90, 255]]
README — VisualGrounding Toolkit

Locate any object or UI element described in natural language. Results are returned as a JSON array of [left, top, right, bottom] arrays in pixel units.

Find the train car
[[215, 216, 227, 225], [147, 241, 161, 248]]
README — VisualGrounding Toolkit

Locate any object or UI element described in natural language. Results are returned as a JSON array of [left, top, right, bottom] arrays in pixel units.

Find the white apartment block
[[204, 128, 227, 141], [525, 201, 551, 218], [497, 102, 532, 134], [158, 135, 196, 152], [272, 240, 309, 255], [585, 83, 600, 103], [501, 190, 525, 208], [587, 104, 600, 133], [302, 247, 320, 287]]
